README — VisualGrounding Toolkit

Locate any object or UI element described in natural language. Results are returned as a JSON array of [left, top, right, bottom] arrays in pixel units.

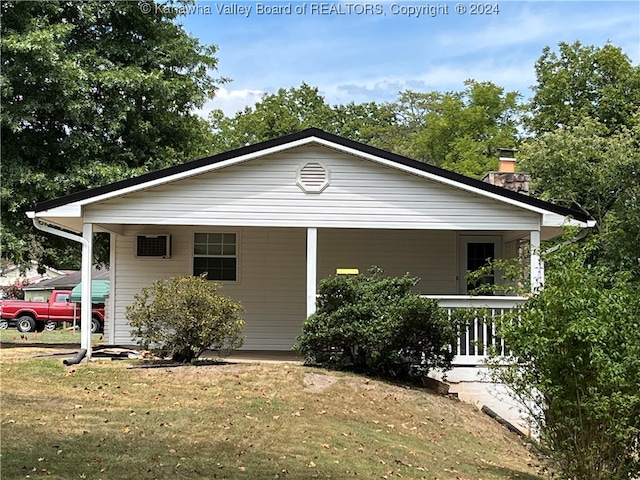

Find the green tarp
[[70, 280, 110, 303]]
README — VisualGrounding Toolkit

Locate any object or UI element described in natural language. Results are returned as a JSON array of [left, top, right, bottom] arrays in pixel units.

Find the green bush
[[490, 240, 640, 479], [294, 268, 462, 377], [126, 274, 245, 363]]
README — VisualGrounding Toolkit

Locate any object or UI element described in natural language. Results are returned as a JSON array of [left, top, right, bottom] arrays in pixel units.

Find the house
[[21, 267, 110, 301], [27, 128, 594, 360], [0, 261, 68, 297]]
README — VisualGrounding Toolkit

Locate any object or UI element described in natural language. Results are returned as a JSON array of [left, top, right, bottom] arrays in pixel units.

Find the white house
[[27, 129, 594, 360]]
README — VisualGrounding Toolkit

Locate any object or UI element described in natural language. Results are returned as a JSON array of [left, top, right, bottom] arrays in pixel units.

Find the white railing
[[423, 295, 528, 366]]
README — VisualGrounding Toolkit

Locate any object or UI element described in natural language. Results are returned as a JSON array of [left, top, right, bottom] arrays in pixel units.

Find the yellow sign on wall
[[336, 268, 359, 275]]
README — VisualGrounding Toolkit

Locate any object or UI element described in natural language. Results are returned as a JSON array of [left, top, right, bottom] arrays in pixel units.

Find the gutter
[[28, 214, 88, 248]]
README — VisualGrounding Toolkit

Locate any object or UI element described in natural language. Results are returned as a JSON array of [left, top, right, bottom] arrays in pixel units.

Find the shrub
[[294, 268, 462, 377], [126, 274, 245, 363], [490, 240, 640, 479]]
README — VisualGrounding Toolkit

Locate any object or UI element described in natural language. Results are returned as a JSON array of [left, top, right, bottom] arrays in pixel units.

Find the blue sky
[[175, 1, 640, 116]]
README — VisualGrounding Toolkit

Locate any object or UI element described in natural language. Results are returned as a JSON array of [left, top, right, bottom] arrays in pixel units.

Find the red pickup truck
[[0, 290, 105, 333]]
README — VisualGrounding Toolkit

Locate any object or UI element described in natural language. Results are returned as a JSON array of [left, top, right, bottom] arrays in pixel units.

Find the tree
[[524, 42, 640, 277], [489, 42, 640, 479], [294, 268, 463, 377], [521, 113, 640, 277], [489, 240, 640, 479], [126, 275, 245, 363], [528, 41, 640, 135], [386, 80, 523, 177], [1, 1, 225, 268], [209, 83, 396, 152]]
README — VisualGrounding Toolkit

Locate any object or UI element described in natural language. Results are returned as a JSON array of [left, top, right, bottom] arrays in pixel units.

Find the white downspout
[[29, 215, 94, 361]]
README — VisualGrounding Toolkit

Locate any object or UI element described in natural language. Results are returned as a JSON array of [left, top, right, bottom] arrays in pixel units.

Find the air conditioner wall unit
[[135, 234, 171, 259]]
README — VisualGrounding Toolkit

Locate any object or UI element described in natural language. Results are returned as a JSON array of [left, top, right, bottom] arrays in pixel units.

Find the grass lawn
[[0, 353, 549, 480], [0, 329, 103, 359]]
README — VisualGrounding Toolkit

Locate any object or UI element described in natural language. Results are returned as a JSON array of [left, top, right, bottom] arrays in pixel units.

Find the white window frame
[[192, 230, 240, 282]]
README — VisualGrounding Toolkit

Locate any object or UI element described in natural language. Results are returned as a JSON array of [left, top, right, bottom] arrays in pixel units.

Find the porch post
[[81, 223, 93, 359], [306, 227, 318, 318], [530, 229, 544, 292]]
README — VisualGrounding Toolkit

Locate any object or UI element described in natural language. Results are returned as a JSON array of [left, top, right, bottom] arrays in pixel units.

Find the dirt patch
[[135, 362, 262, 384], [303, 372, 340, 392]]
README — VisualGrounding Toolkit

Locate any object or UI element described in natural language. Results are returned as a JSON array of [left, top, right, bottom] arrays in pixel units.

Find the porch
[[99, 226, 535, 357]]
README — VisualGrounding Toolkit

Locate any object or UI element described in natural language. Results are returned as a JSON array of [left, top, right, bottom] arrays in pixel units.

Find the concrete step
[[430, 367, 537, 437]]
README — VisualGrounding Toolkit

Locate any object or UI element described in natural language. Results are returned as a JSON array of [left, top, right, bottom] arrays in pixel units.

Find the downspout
[[29, 215, 93, 364], [543, 227, 591, 255], [63, 348, 87, 366]]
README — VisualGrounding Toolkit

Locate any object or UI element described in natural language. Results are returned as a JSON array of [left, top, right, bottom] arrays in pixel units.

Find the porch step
[[429, 367, 536, 437]]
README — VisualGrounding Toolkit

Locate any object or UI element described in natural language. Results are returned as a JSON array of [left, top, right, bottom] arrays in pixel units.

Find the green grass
[[0, 328, 103, 345], [0, 357, 549, 480]]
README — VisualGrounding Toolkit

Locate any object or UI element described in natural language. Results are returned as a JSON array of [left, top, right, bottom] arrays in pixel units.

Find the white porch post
[[81, 223, 93, 359], [530, 229, 544, 292], [107, 232, 116, 345], [306, 227, 318, 318]]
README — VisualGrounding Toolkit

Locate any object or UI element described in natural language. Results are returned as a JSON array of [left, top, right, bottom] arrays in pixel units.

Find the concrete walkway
[[430, 366, 537, 437]]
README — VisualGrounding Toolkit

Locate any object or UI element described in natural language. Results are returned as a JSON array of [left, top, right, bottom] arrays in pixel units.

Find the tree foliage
[[490, 241, 640, 479], [294, 268, 462, 377], [522, 42, 640, 277], [209, 83, 395, 152], [528, 41, 640, 135], [126, 275, 245, 363], [384, 80, 523, 177], [1, 0, 225, 268]]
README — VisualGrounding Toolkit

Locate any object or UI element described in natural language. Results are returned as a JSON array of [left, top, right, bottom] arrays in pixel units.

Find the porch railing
[[422, 295, 528, 366]]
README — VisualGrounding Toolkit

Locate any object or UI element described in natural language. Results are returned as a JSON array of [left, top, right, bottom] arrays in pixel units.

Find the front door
[[458, 235, 501, 294]]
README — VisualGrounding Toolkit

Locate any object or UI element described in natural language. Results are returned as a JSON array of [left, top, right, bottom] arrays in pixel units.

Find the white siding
[[86, 145, 539, 231], [112, 226, 306, 350], [110, 226, 463, 349]]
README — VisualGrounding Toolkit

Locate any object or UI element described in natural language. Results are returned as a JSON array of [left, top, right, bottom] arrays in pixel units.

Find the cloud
[[188, 1, 638, 119], [196, 87, 264, 117]]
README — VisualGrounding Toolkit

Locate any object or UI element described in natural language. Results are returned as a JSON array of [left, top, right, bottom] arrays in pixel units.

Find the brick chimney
[[482, 148, 530, 195]]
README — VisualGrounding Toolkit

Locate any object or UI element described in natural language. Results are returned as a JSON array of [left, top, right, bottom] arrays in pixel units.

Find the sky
[[172, 0, 640, 117]]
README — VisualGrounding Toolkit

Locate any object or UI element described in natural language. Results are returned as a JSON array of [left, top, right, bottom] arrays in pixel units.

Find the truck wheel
[[91, 317, 103, 334], [44, 321, 57, 331], [16, 316, 36, 333], [0, 320, 9, 330]]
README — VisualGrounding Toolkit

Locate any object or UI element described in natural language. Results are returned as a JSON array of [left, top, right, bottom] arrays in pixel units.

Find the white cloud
[[196, 87, 264, 118], [188, 1, 638, 119]]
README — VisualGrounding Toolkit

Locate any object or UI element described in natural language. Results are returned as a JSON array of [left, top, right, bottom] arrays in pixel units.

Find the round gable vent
[[297, 162, 330, 193]]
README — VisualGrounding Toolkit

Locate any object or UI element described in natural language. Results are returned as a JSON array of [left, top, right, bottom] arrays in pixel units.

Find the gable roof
[[33, 128, 591, 224]]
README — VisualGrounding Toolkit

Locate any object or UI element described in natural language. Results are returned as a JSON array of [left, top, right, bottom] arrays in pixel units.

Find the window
[[193, 233, 237, 281], [458, 235, 501, 294], [53, 293, 70, 303], [466, 242, 495, 292]]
